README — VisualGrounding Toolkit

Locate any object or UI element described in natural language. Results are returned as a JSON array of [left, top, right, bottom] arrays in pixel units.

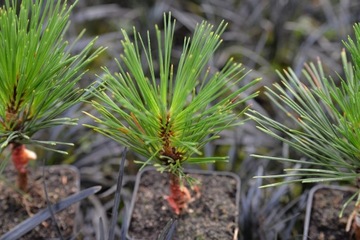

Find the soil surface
[[0, 164, 79, 239], [127, 169, 239, 240], [308, 186, 356, 240]]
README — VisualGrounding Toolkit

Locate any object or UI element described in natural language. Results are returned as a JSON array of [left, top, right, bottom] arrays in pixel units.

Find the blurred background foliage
[[10, 0, 360, 239]]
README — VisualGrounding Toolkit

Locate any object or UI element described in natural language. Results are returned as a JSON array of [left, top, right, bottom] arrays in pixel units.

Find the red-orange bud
[[11, 144, 37, 173]]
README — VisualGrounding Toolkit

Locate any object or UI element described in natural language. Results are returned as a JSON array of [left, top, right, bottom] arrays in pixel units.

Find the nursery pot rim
[[125, 167, 241, 240], [302, 184, 357, 240]]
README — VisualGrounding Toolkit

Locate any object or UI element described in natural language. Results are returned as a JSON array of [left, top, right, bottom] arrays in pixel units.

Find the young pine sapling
[[86, 13, 260, 215], [248, 23, 360, 238], [0, 0, 104, 191]]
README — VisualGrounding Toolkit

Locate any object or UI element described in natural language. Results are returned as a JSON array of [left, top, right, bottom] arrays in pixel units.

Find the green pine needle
[[86, 13, 260, 175], [0, 0, 104, 150], [248, 23, 360, 189]]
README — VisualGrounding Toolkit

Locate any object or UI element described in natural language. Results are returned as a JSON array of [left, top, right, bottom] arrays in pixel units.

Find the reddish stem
[[165, 173, 191, 215], [17, 171, 28, 193], [11, 143, 36, 192]]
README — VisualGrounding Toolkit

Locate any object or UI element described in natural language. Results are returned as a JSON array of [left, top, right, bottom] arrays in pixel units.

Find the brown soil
[[0, 164, 79, 239], [127, 169, 239, 240], [308, 186, 356, 240]]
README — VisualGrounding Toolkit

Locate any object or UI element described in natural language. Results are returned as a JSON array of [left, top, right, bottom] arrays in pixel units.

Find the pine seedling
[[0, 0, 104, 191], [85, 13, 260, 215], [247, 23, 360, 236]]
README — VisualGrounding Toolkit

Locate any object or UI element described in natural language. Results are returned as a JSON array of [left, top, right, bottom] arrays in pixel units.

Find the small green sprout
[[85, 13, 260, 214]]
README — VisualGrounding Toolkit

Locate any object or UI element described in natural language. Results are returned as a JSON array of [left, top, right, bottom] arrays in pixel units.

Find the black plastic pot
[[303, 184, 357, 240], [126, 167, 241, 240]]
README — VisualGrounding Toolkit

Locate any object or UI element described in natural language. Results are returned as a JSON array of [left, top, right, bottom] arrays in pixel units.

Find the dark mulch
[[0, 164, 79, 239]]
